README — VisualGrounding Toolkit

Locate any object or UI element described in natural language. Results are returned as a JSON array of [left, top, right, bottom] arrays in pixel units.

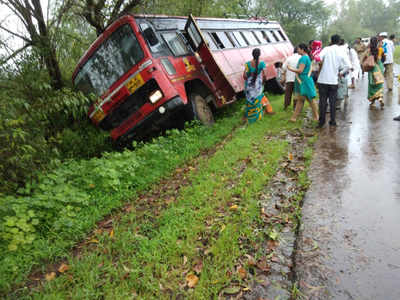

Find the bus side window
[[239, 32, 249, 46], [233, 32, 247, 47], [264, 31, 275, 42], [203, 32, 218, 50], [227, 32, 239, 47], [252, 31, 261, 45], [139, 22, 170, 57], [254, 31, 266, 44], [270, 30, 279, 42], [161, 32, 190, 56], [216, 32, 234, 49], [211, 32, 225, 49], [278, 30, 287, 41], [242, 31, 258, 46], [226, 32, 237, 47], [261, 31, 271, 43]]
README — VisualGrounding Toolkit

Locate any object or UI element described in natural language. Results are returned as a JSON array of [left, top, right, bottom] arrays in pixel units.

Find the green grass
[[0, 104, 241, 294], [4, 94, 314, 298], [395, 46, 400, 64]]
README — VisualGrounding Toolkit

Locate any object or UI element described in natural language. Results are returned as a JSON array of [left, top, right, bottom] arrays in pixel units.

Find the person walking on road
[[282, 47, 301, 110], [381, 33, 395, 91], [287, 43, 319, 122], [317, 34, 349, 127], [337, 39, 351, 109], [365, 36, 385, 108], [243, 48, 274, 123], [348, 44, 360, 88], [354, 37, 367, 77]]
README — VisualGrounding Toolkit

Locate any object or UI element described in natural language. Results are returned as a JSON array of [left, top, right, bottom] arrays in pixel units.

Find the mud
[[295, 68, 400, 299]]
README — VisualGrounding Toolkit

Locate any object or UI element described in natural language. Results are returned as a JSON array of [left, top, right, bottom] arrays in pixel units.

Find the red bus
[[72, 14, 293, 145]]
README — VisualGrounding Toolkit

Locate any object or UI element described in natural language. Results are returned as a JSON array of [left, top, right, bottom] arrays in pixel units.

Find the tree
[[75, 0, 142, 36], [326, 0, 400, 43], [0, 0, 75, 89]]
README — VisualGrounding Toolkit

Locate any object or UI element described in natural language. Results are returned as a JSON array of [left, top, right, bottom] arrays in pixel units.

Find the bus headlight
[[149, 90, 163, 103]]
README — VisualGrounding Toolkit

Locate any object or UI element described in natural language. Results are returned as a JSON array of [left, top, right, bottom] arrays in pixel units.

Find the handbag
[[362, 55, 375, 72], [373, 69, 384, 84]]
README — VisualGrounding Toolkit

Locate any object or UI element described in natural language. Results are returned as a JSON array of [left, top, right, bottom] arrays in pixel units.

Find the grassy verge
[[0, 104, 243, 294], [395, 46, 400, 64], [10, 94, 314, 299]]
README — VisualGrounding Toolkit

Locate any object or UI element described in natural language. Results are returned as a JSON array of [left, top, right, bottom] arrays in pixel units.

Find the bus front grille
[[99, 79, 159, 131]]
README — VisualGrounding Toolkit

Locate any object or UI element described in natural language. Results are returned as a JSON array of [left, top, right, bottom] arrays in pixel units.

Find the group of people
[[243, 32, 397, 126]]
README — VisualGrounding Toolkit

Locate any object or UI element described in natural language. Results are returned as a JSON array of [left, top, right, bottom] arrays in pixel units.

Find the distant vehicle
[[361, 37, 370, 46], [73, 14, 293, 145]]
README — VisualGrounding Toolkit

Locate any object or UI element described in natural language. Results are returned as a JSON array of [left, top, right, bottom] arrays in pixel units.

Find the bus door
[[184, 15, 236, 107]]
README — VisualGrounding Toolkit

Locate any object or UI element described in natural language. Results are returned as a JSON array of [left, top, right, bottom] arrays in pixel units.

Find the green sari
[[368, 60, 384, 103]]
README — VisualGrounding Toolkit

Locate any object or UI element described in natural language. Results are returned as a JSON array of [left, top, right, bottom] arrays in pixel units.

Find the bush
[[56, 122, 113, 160], [0, 80, 112, 194]]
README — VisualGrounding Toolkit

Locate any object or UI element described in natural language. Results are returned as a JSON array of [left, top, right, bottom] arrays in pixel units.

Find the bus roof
[[133, 14, 281, 31]]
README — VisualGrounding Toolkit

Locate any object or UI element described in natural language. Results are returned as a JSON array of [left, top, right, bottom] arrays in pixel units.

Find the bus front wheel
[[189, 93, 214, 125]]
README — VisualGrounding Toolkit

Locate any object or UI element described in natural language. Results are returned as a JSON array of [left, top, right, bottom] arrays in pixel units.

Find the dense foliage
[[0, 51, 111, 195]]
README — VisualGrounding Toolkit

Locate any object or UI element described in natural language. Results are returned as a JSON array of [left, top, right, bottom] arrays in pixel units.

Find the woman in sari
[[287, 43, 319, 122], [310, 40, 322, 83], [243, 48, 274, 123], [366, 37, 384, 107]]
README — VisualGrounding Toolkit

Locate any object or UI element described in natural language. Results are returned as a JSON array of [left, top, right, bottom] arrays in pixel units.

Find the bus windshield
[[74, 24, 144, 96]]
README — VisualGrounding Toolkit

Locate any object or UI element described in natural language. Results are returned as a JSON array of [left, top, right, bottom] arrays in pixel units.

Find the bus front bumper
[[116, 96, 185, 145]]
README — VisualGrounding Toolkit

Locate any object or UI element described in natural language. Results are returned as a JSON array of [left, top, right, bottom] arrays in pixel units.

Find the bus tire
[[266, 77, 285, 94], [189, 93, 214, 125]]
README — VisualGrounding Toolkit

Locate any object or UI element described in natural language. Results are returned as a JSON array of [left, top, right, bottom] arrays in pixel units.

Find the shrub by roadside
[[0, 85, 113, 195]]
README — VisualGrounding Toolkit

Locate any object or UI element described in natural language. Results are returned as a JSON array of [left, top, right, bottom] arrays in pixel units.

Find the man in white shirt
[[317, 34, 350, 128], [348, 46, 360, 88], [381, 32, 395, 91], [282, 47, 301, 110], [336, 39, 351, 108]]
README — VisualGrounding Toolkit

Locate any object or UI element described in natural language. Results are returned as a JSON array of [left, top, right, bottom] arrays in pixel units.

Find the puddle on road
[[296, 74, 400, 300]]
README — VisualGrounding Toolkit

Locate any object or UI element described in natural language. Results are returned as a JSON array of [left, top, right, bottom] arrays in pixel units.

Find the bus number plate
[[126, 73, 145, 94]]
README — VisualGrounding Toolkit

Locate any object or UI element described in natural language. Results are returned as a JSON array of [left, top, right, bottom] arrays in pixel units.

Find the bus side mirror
[[143, 27, 159, 46]]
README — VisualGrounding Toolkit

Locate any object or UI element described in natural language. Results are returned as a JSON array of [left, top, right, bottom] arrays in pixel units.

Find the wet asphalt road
[[295, 66, 400, 300]]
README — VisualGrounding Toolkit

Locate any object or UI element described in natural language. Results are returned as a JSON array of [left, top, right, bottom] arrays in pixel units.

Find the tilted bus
[[72, 14, 293, 145]]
